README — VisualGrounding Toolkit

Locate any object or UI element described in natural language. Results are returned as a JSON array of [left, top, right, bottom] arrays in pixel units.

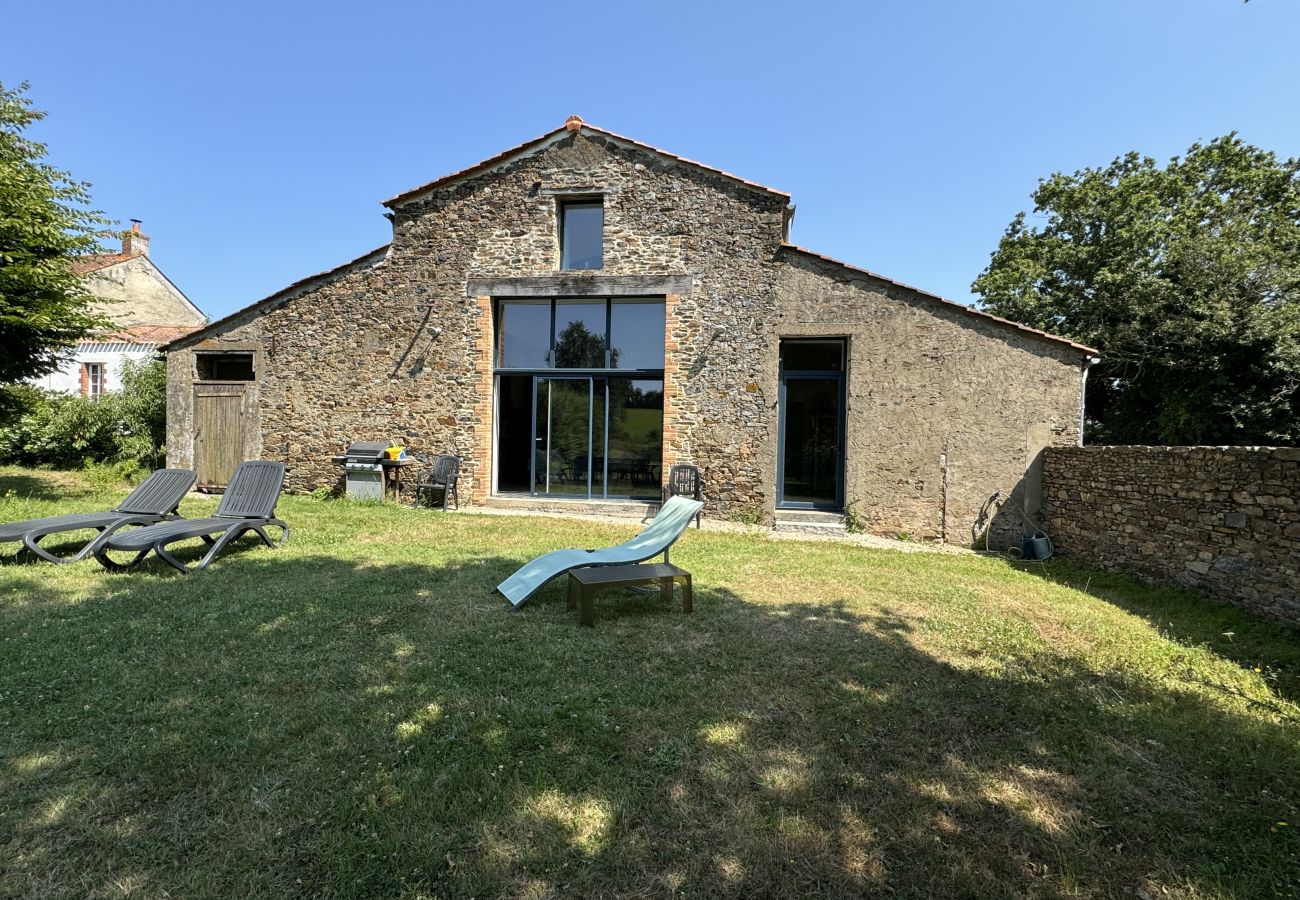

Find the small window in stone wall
[[560, 200, 603, 270], [196, 352, 255, 381]]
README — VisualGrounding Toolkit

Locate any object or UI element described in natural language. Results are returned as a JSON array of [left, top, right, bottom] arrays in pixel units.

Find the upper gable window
[[560, 200, 603, 270]]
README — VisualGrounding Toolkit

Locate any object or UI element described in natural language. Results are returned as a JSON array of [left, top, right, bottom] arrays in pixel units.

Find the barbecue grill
[[337, 441, 389, 500]]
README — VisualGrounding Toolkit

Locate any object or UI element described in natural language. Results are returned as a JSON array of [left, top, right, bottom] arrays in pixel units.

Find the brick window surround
[[81, 362, 104, 399]]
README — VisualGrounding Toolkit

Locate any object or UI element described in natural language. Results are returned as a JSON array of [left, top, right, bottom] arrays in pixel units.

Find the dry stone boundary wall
[[1043, 446, 1299, 624]]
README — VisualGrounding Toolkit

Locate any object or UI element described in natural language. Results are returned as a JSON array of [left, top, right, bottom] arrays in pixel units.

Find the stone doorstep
[[483, 495, 660, 520], [474, 497, 964, 555], [773, 522, 849, 537], [773, 508, 848, 537]]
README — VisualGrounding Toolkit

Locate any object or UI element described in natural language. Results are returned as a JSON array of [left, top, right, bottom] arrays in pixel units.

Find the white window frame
[[85, 362, 105, 399]]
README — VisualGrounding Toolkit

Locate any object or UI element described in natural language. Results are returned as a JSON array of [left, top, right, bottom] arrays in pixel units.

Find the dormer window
[[560, 200, 603, 270]]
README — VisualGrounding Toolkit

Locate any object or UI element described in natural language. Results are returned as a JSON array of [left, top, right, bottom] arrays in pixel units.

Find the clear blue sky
[[6, 0, 1298, 320]]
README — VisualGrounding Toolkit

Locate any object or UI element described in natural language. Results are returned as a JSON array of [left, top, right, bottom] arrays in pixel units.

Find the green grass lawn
[[2, 467, 1298, 899]]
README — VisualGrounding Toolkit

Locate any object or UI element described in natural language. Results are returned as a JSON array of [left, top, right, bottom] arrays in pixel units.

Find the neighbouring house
[[36, 221, 206, 397], [162, 117, 1096, 541]]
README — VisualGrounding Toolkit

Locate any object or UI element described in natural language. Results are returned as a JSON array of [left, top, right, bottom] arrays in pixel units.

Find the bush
[[114, 358, 167, 469], [0, 358, 167, 471]]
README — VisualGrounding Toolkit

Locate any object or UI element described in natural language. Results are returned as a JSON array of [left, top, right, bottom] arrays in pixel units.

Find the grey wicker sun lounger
[[94, 460, 289, 574], [495, 495, 704, 608], [0, 468, 195, 564]]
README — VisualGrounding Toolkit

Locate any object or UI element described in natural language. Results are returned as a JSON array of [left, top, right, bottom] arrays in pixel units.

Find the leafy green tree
[[0, 81, 111, 393], [973, 135, 1300, 445]]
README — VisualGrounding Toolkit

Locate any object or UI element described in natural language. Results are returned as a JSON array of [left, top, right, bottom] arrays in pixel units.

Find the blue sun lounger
[[495, 495, 704, 608]]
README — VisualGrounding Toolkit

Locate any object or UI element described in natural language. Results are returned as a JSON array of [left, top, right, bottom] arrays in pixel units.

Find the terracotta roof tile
[[71, 252, 139, 274], [780, 244, 1099, 356], [104, 324, 205, 344]]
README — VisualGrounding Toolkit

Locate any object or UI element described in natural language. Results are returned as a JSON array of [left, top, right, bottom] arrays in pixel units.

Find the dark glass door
[[778, 374, 845, 509]]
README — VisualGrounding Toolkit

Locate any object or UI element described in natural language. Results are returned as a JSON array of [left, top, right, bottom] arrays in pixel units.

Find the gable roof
[[383, 116, 791, 208], [106, 324, 203, 344], [162, 245, 391, 351], [780, 244, 1099, 356], [71, 252, 136, 274]]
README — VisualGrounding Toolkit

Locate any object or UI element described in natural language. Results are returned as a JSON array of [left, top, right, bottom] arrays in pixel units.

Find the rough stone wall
[[382, 132, 787, 513], [773, 250, 1085, 543], [169, 131, 788, 505], [165, 350, 195, 468], [661, 292, 684, 475], [166, 251, 459, 494], [1044, 446, 1300, 623]]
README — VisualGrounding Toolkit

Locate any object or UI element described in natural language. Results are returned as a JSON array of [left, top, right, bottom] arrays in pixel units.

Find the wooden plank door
[[194, 384, 246, 488]]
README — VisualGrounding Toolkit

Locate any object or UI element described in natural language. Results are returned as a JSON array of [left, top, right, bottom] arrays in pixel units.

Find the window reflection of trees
[[550, 320, 615, 369], [500, 304, 666, 498]]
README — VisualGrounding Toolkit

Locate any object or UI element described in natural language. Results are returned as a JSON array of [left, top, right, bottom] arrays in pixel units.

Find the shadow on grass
[[0, 571, 71, 607], [1019, 559, 1300, 704], [1, 549, 1298, 898], [0, 527, 274, 572], [0, 471, 82, 503]]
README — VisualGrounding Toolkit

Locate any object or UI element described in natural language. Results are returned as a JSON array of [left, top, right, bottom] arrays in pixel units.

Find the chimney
[[121, 219, 150, 256]]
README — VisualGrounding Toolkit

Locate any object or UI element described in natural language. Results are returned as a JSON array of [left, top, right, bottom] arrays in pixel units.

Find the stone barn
[[163, 116, 1096, 543]]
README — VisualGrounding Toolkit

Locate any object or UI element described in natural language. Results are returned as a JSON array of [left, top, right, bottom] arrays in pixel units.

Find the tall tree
[[973, 135, 1300, 446], [0, 81, 110, 388]]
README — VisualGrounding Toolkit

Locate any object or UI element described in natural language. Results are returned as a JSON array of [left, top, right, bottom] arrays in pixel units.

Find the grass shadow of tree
[[3, 547, 1298, 898], [1015, 558, 1300, 704], [0, 470, 100, 503]]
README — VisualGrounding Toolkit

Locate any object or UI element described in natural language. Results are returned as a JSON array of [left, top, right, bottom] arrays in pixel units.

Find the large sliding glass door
[[533, 377, 600, 497], [604, 378, 663, 496], [518, 375, 662, 499], [495, 297, 665, 501]]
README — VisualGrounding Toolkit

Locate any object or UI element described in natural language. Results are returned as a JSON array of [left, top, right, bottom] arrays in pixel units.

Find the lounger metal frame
[[1, 469, 196, 564], [494, 495, 704, 608], [94, 461, 289, 574]]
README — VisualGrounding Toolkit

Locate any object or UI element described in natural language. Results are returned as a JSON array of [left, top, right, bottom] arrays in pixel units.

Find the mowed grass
[[1, 467, 1298, 899]]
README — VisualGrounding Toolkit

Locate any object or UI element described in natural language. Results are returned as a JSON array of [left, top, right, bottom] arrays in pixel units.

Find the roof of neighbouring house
[[779, 245, 1099, 356], [106, 324, 205, 344], [382, 115, 792, 208], [71, 252, 138, 274]]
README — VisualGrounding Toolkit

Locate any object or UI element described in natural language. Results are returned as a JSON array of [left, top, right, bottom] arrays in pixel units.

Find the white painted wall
[[34, 345, 158, 395]]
